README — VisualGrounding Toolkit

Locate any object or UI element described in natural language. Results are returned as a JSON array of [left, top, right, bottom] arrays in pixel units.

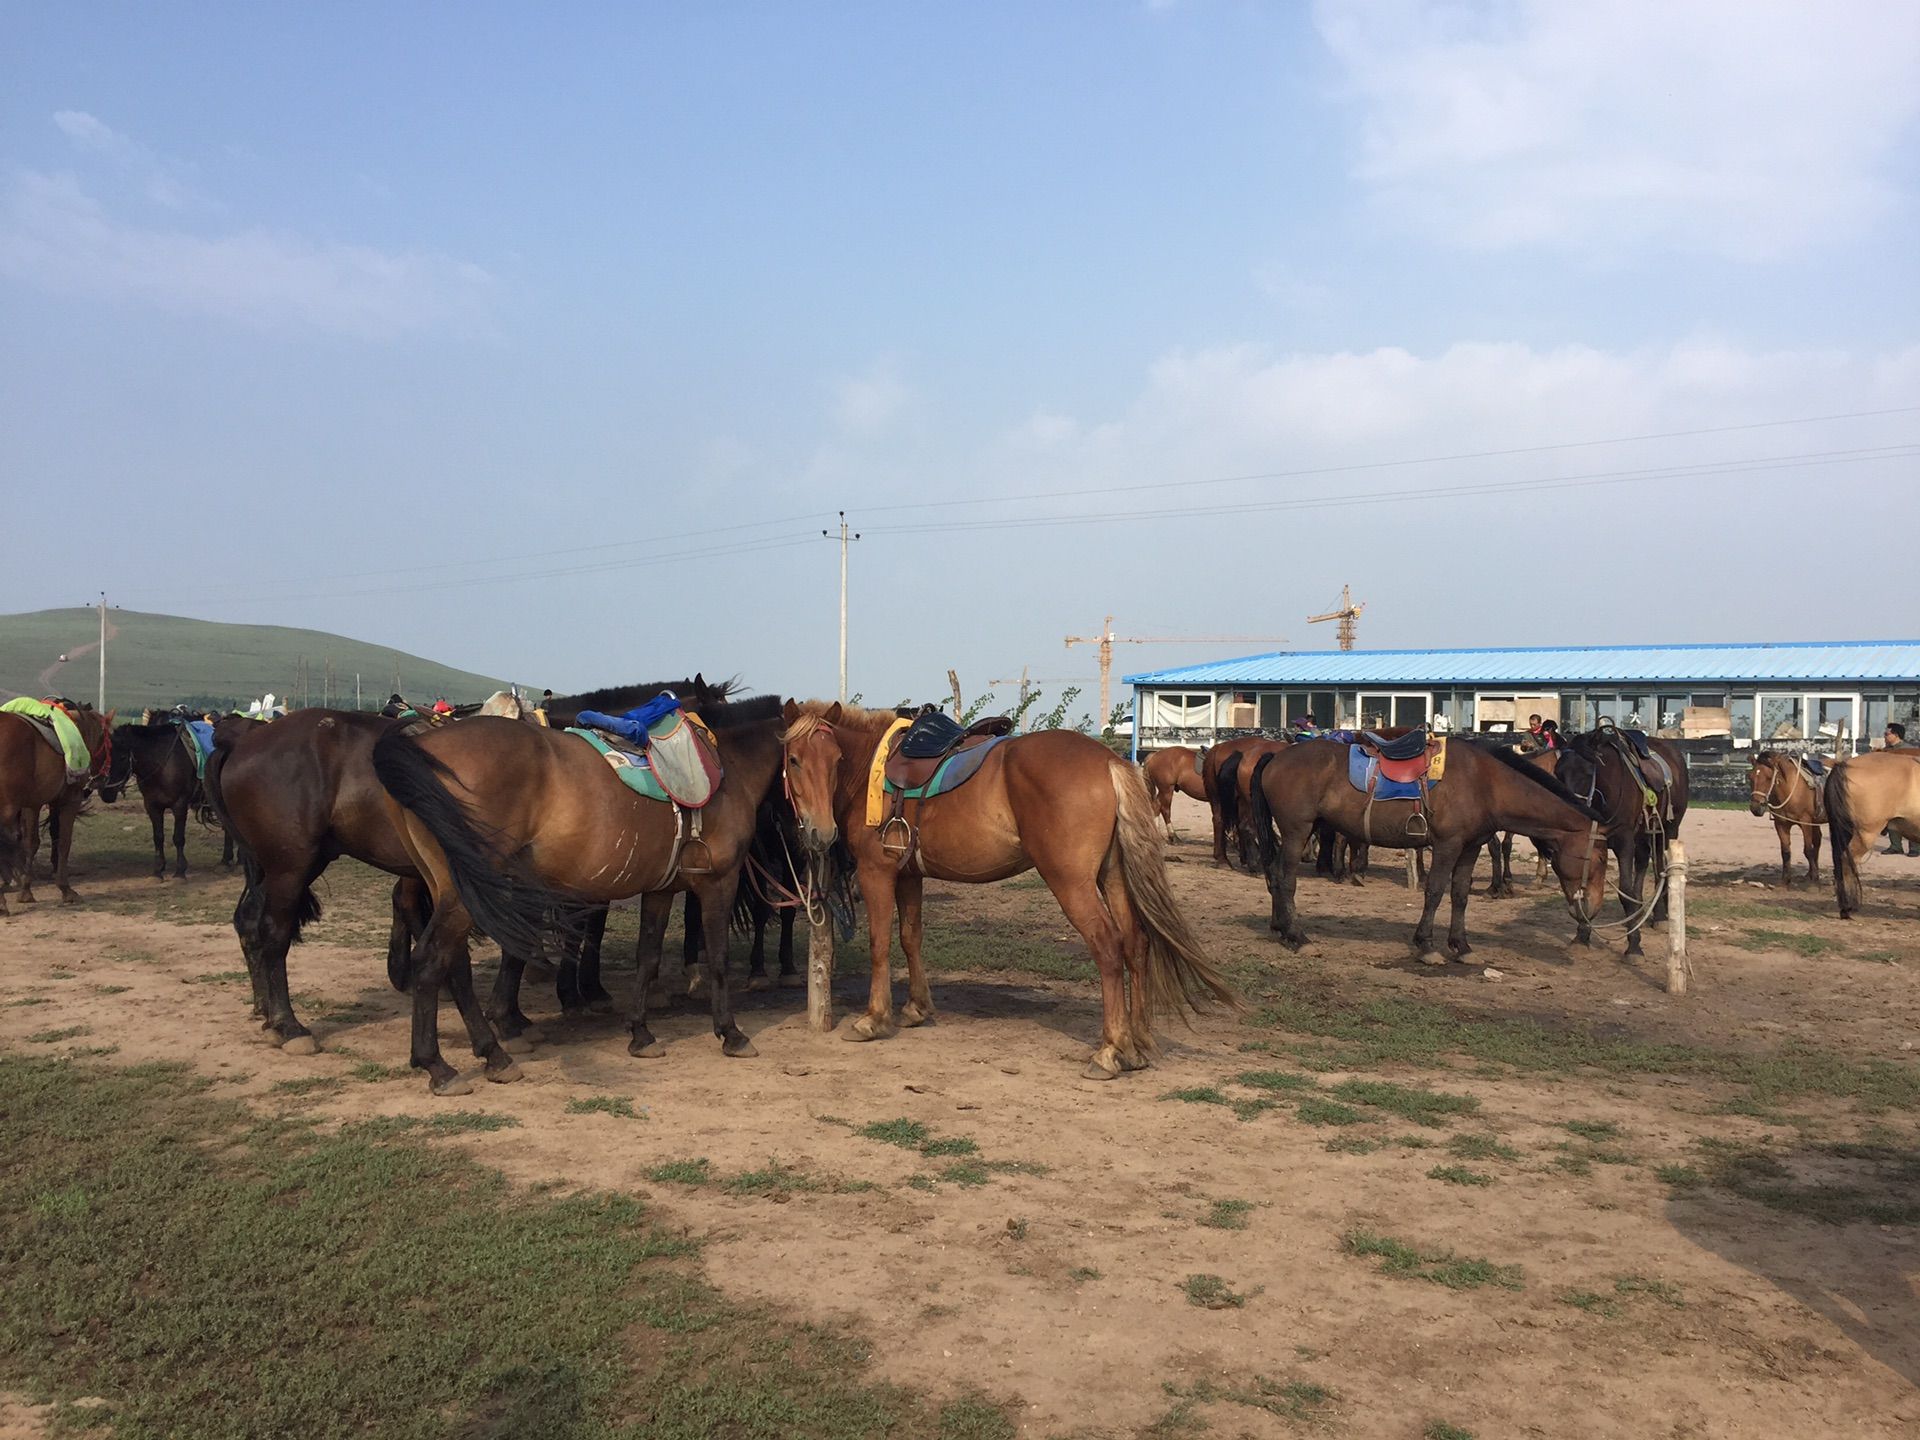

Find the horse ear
[[825, 702, 843, 725], [692, 672, 706, 692], [782, 699, 799, 726]]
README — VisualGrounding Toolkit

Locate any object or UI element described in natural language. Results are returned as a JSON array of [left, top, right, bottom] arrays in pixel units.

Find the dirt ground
[[3, 795, 1918, 1438]]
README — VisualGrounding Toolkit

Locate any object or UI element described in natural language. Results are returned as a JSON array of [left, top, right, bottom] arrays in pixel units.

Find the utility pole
[[97, 592, 106, 712], [355, 672, 362, 710], [823, 512, 861, 701]]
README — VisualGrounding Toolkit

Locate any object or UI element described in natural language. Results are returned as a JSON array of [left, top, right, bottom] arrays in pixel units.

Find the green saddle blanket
[[1, 697, 91, 781], [566, 727, 670, 803]]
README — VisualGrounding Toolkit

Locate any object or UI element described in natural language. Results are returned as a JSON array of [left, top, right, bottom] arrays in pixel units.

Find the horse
[[778, 701, 1236, 1080], [1247, 737, 1608, 961], [99, 720, 234, 879], [1200, 736, 1274, 867], [0, 701, 113, 915], [1141, 746, 1208, 832], [1749, 750, 1826, 889], [1551, 727, 1689, 955], [1825, 749, 1920, 918], [369, 693, 788, 1094], [205, 678, 726, 1056]]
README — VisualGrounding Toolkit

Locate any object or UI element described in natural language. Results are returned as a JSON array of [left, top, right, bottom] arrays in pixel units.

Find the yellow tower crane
[[1306, 585, 1365, 651]]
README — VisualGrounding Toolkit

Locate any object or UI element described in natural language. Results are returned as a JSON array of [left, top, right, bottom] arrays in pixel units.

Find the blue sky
[[4, 2, 1916, 713]]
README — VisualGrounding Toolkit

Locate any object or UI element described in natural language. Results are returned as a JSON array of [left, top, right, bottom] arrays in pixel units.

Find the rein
[[1752, 757, 1820, 821]]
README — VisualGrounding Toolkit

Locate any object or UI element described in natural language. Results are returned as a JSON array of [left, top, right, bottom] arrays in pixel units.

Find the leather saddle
[[886, 710, 1014, 793], [1361, 726, 1434, 781]]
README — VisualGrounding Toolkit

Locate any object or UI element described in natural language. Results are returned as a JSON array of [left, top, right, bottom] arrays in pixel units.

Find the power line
[[856, 403, 1920, 517]]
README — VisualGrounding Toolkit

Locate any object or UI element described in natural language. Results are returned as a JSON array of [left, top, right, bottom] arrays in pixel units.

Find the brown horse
[[370, 694, 788, 1094], [779, 702, 1236, 1080], [1141, 745, 1207, 830], [1551, 727, 1689, 955], [0, 701, 113, 915], [1247, 737, 1608, 960], [1748, 750, 1825, 888], [99, 721, 234, 878], [1247, 748, 1369, 885], [1826, 749, 1920, 918], [1200, 736, 1274, 866]]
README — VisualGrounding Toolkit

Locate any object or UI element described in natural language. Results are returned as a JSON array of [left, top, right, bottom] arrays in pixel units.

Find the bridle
[[1750, 755, 1807, 817]]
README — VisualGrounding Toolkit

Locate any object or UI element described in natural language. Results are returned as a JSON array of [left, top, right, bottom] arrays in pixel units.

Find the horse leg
[[744, 893, 771, 991], [443, 936, 522, 1085], [558, 906, 609, 1014], [221, 826, 236, 869], [1487, 834, 1511, 898], [257, 874, 317, 1054], [776, 906, 799, 984], [897, 872, 935, 1028], [1411, 841, 1460, 960], [848, 861, 899, 1041], [232, 871, 268, 1020], [1621, 835, 1649, 958], [682, 892, 707, 998], [51, 796, 81, 902], [171, 799, 190, 879], [1349, 840, 1369, 887], [15, 807, 40, 903], [694, 876, 755, 1057], [1805, 823, 1822, 884], [486, 949, 541, 1052], [1038, 866, 1132, 1080], [1101, 857, 1153, 1071], [147, 797, 167, 879], [1650, 825, 1673, 925], [1210, 800, 1228, 867], [1269, 825, 1311, 948], [1775, 820, 1793, 887], [408, 910, 472, 1095], [627, 891, 674, 1058], [1445, 842, 1482, 958]]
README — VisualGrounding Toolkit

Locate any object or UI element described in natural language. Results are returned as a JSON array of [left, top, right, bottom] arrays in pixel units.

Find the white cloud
[[1314, 0, 1920, 259], [53, 110, 133, 157], [831, 358, 911, 437], [0, 170, 494, 339]]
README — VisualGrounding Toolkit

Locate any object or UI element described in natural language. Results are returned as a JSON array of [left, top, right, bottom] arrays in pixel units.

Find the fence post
[[1406, 847, 1420, 890], [808, 916, 835, 1032], [1665, 838, 1690, 996]]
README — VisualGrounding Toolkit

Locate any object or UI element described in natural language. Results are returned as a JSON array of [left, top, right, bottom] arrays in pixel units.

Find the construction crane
[[988, 667, 1096, 718], [1307, 585, 1365, 651], [1066, 616, 1291, 725]]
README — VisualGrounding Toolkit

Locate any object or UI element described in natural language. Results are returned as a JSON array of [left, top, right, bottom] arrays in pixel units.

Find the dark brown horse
[[1141, 745, 1207, 831], [370, 694, 788, 1094], [0, 701, 113, 915], [779, 702, 1236, 1080], [1247, 748, 1369, 885], [1550, 727, 1689, 955], [1248, 737, 1608, 960], [1200, 736, 1274, 866], [1748, 750, 1825, 888], [100, 721, 234, 878], [1825, 749, 1920, 918]]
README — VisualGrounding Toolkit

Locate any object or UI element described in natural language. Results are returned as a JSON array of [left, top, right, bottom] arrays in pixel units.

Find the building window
[[1730, 696, 1755, 741], [1257, 693, 1285, 728]]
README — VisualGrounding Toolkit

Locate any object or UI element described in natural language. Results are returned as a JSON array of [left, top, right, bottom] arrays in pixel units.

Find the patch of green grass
[[1199, 1198, 1254, 1230], [1324, 1135, 1383, 1154], [906, 1174, 937, 1192], [269, 1075, 345, 1098], [1447, 1134, 1520, 1162], [1693, 1141, 1920, 1225], [1231, 1097, 1279, 1121], [1068, 1266, 1102, 1282], [1552, 1147, 1594, 1177], [423, 1110, 520, 1135], [1425, 1422, 1475, 1440], [0, 1053, 978, 1439], [47, 970, 75, 980], [1160, 1085, 1231, 1107], [939, 1161, 991, 1188], [645, 1158, 712, 1185], [1656, 1164, 1704, 1188], [1558, 1290, 1622, 1317], [1295, 1097, 1367, 1126], [1331, 1079, 1479, 1127], [92, 985, 131, 996], [1857, 950, 1901, 965], [1394, 1134, 1436, 1149], [1005, 1218, 1029, 1242], [1732, 929, 1844, 958], [981, 1159, 1050, 1177], [921, 920, 1087, 982], [1427, 1164, 1493, 1187], [1615, 1275, 1685, 1307], [5, 996, 52, 1007], [858, 1117, 933, 1148], [1564, 1119, 1623, 1141], [1182, 1273, 1257, 1309], [348, 1060, 411, 1083], [187, 970, 249, 985], [1341, 1229, 1523, 1291], [566, 1095, 642, 1120], [920, 1136, 977, 1157], [722, 1161, 820, 1197], [26, 1026, 88, 1044], [1232, 1069, 1316, 1093]]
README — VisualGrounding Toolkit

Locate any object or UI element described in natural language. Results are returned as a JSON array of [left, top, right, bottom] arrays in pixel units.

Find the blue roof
[[1125, 640, 1920, 688]]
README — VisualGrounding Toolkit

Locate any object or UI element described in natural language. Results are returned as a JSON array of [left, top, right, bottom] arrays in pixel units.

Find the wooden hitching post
[[808, 914, 834, 1032], [1665, 838, 1690, 996]]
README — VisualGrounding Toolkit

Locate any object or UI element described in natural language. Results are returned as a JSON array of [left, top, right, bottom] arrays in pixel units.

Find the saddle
[[566, 698, 724, 883], [0, 696, 92, 783], [1346, 730, 1446, 843], [874, 708, 1014, 868], [172, 716, 216, 779], [1362, 727, 1431, 763]]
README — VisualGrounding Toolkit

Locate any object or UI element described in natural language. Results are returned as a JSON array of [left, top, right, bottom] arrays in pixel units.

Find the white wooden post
[[1665, 838, 1689, 996], [808, 916, 834, 1032], [1406, 847, 1420, 890]]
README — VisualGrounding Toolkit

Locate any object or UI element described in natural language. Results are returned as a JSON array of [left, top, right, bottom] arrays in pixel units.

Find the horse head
[[780, 700, 844, 853]]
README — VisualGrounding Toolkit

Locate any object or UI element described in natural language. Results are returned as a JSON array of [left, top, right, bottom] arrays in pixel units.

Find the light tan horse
[[779, 701, 1237, 1079], [1141, 745, 1207, 831], [1826, 749, 1920, 918], [1748, 750, 1825, 888]]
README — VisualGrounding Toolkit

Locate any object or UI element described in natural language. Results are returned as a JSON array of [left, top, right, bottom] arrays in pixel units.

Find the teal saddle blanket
[[567, 728, 673, 803], [178, 719, 215, 779], [885, 735, 1008, 801]]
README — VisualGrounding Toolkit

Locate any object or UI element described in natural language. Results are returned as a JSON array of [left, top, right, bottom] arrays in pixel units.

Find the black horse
[[101, 720, 234, 879]]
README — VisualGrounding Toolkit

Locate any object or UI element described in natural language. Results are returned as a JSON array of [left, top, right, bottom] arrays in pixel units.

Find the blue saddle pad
[[183, 720, 215, 777], [1346, 745, 1425, 800], [1619, 728, 1654, 759], [888, 735, 1008, 801], [1804, 754, 1825, 777]]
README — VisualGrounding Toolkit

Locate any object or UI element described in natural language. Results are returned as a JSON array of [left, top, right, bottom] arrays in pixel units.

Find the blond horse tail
[[1109, 761, 1241, 1021], [1827, 761, 1861, 918]]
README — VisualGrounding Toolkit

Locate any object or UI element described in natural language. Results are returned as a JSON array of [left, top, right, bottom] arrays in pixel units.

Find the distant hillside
[[0, 608, 519, 714]]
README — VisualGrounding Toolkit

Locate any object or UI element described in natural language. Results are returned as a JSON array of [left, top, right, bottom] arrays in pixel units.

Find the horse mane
[[1486, 745, 1604, 822], [698, 694, 785, 731], [113, 720, 184, 740], [554, 675, 739, 713], [784, 699, 903, 736]]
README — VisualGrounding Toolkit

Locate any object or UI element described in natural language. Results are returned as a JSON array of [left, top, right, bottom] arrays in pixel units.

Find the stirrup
[[1404, 810, 1429, 841], [679, 836, 714, 875], [878, 816, 913, 859]]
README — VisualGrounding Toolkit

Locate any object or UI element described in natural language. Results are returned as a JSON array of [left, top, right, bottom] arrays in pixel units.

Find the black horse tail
[[1827, 761, 1861, 918], [1247, 750, 1279, 874], [1243, 751, 1280, 871], [371, 730, 584, 961], [1216, 751, 1244, 850]]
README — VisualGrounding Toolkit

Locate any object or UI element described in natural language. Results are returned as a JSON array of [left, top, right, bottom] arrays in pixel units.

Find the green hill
[[0, 608, 519, 714]]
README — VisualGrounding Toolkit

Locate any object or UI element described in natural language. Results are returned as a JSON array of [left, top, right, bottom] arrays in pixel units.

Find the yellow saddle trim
[[1428, 737, 1447, 783], [865, 717, 912, 829]]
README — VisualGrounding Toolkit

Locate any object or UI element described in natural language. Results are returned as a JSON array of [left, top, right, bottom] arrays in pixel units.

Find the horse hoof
[[844, 1015, 893, 1042], [722, 1036, 759, 1059], [900, 1004, 935, 1028], [778, 972, 806, 989], [281, 1035, 319, 1056], [1417, 952, 1449, 967], [743, 974, 771, 993], [486, 1059, 524, 1084], [1082, 1050, 1122, 1081], [629, 1039, 666, 1059], [519, 1025, 546, 1045], [430, 1073, 475, 1097], [498, 1034, 534, 1055]]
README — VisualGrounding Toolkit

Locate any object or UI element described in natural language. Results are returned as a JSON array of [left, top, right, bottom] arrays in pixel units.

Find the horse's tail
[[1216, 751, 1244, 848], [0, 806, 22, 890], [1247, 749, 1280, 875], [1827, 761, 1861, 917], [371, 730, 580, 960], [1109, 762, 1241, 1027]]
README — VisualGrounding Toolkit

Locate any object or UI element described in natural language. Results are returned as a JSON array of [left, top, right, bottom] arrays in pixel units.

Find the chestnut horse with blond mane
[[779, 702, 1236, 1080], [0, 701, 114, 915], [1141, 745, 1207, 831]]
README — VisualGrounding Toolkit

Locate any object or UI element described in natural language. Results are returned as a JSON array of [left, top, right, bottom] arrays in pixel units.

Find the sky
[[3, 1, 1917, 715]]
